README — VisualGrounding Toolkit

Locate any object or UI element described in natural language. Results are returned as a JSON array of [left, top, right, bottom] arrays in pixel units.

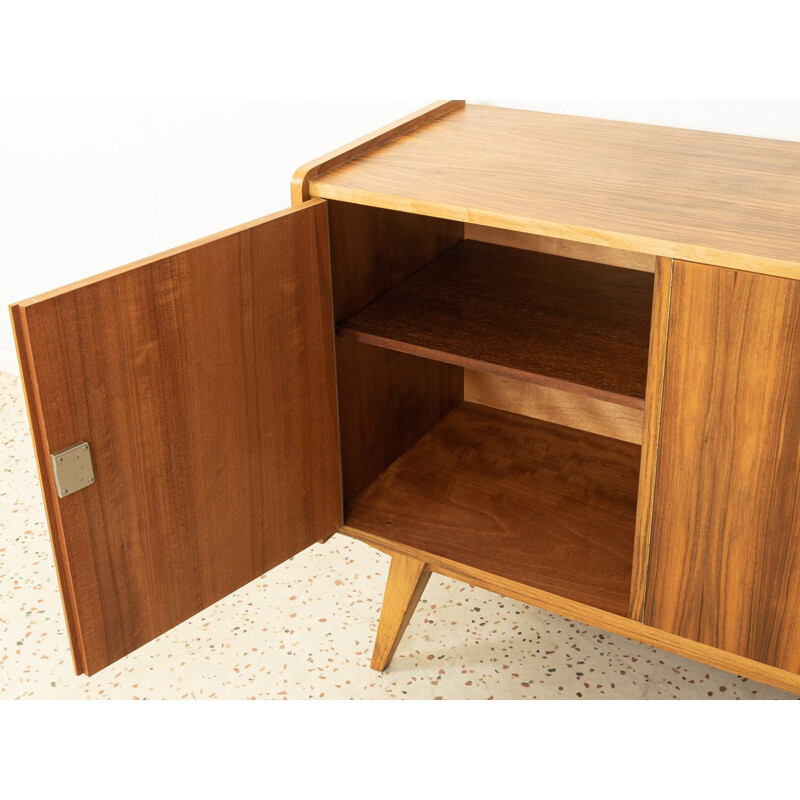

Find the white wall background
[[2, 100, 799, 376]]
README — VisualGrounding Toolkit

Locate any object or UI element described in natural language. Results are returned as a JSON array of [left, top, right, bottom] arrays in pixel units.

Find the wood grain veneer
[[10, 200, 342, 675], [338, 241, 654, 408], [345, 403, 641, 616], [310, 104, 800, 277], [644, 261, 800, 674]]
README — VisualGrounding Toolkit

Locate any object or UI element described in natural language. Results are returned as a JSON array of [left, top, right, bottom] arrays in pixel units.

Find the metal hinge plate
[[51, 442, 95, 498]]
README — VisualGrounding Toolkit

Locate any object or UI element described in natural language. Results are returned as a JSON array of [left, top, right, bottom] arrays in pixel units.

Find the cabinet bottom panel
[[344, 402, 640, 616]]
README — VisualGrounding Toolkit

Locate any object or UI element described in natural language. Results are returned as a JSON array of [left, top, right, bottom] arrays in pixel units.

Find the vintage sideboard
[[11, 101, 800, 693]]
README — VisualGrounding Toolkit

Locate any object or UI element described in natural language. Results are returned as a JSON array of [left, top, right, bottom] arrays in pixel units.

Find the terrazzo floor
[[0, 370, 795, 700]]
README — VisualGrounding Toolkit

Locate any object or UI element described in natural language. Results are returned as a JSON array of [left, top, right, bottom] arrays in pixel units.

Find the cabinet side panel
[[644, 261, 800, 673], [328, 201, 464, 501], [337, 340, 463, 502]]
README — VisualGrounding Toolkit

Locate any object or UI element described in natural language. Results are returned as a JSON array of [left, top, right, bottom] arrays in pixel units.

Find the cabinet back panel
[[464, 370, 643, 444], [327, 201, 464, 501], [644, 261, 800, 673]]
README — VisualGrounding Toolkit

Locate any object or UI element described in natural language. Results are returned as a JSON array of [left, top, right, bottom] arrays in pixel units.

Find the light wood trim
[[343, 528, 800, 695], [466, 224, 656, 272], [629, 258, 674, 620], [370, 553, 432, 671], [465, 370, 644, 444], [291, 101, 465, 205]]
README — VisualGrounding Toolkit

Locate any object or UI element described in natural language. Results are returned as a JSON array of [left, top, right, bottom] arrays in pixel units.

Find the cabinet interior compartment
[[344, 402, 641, 615], [329, 200, 654, 615], [327, 201, 466, 503]]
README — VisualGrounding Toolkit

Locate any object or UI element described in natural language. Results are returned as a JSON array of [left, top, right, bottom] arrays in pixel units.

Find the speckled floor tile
[[0, 370, 795, 699]]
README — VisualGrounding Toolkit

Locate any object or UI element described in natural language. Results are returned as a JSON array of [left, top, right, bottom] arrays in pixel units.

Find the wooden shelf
[[343, 403, 640, 616], [337, 241, 653, 408]]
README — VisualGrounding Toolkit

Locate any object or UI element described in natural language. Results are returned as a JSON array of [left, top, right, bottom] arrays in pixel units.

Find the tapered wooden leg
[[371, 554, 432, 671]]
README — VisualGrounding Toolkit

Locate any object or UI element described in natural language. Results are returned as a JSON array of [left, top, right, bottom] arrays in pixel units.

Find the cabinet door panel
[[10, 199, 342, 675], [644, 260, 800, 672]]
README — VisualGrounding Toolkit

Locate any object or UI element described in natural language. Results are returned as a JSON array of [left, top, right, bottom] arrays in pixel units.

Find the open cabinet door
[[10, 199, 342, 675]]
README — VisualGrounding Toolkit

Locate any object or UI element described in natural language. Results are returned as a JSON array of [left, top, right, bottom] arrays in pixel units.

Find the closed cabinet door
[[642, 259, 800, 673], [10, 199, 342, 675]]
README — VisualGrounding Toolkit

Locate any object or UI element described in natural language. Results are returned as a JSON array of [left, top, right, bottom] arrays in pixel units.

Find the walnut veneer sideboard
[[11, 101, 800, 693]]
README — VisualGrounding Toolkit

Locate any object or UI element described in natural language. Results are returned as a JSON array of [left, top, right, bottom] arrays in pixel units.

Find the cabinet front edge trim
[[308, 185, 800, 279]]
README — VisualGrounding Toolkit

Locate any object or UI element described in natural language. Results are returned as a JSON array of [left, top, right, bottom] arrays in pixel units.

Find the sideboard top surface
[[308, 103, 800, 275]]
